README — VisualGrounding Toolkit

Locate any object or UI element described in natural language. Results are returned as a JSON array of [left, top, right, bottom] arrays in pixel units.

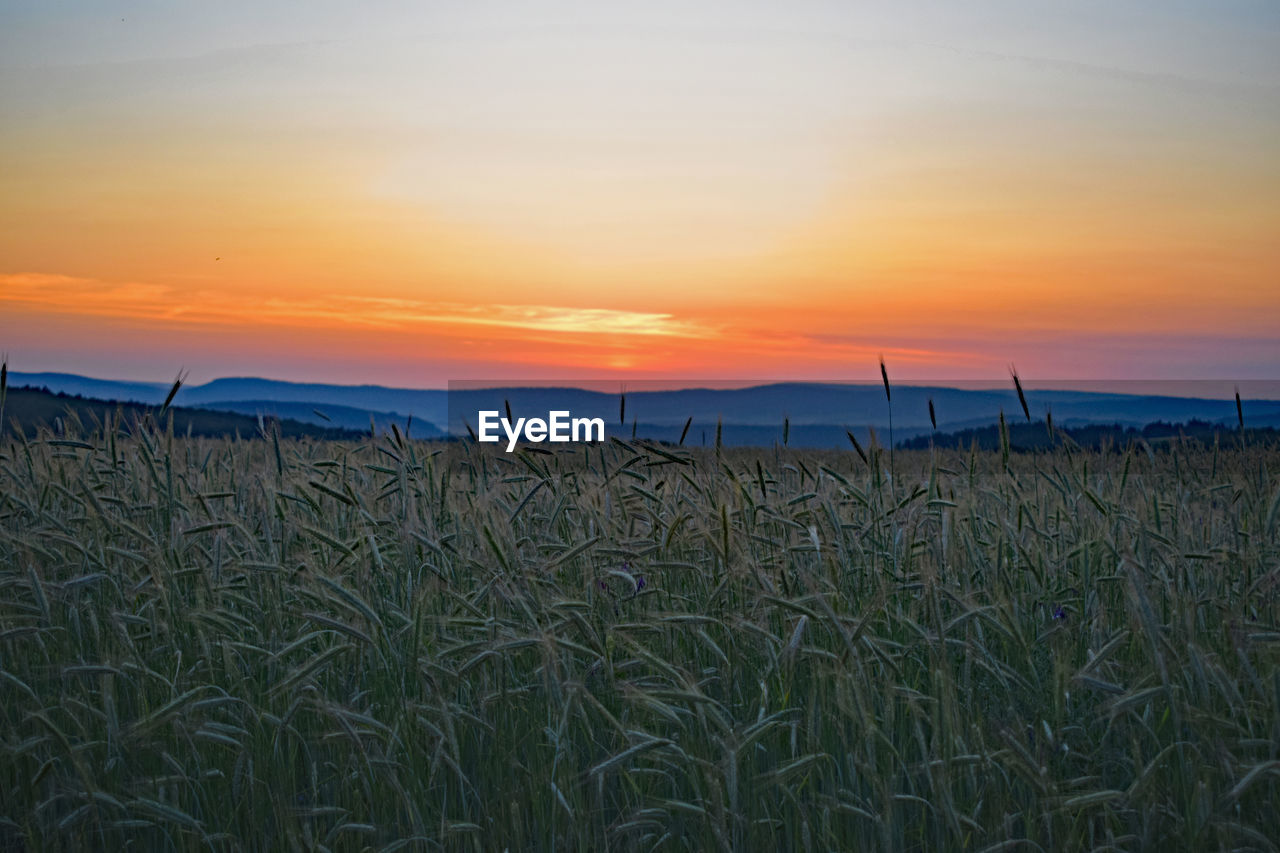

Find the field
[[1, 422, 1279, 851]]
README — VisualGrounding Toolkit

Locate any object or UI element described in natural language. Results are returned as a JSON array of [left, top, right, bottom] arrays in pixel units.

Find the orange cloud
[[0, 272, 714, 339]]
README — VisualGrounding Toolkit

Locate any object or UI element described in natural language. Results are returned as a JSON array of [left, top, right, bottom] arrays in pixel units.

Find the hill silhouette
[[10, 372, 1280, 447], [1, 385, 367, 440]]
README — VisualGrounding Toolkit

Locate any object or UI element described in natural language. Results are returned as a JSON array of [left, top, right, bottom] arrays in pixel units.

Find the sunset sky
[[2, 1, 1278, 386]]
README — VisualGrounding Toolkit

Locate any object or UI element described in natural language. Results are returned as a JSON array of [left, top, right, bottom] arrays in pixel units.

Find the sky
[[1, 0, 1278, 387]]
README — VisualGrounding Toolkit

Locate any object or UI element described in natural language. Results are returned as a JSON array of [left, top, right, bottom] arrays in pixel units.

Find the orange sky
[[2, 2, 1278, 385]]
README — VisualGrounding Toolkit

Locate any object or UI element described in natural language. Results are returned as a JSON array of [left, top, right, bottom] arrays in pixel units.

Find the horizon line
[[8, 368, 1280, 402]]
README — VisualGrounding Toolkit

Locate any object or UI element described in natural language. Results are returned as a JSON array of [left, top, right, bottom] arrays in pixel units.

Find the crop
[[1, 418, 1278, 850]]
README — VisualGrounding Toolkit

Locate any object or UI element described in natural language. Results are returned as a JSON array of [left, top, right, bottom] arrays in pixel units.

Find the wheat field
[[1, 419, 1278, 850]]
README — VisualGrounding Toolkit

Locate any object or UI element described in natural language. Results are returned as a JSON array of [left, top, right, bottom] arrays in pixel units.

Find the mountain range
[[11, 372, 1280, 448]]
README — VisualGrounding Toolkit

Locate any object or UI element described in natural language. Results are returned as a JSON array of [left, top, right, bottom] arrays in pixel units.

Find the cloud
[[360, 301, 710, 338], [0, 272, 712, 340]]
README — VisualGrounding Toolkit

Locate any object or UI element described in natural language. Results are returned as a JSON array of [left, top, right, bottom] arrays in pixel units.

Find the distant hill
[[445, 383, 1280, 430], [178, 378, 450, 426], [196, 399, 444, 438], [440, 384, 1280, 447], [8, 372, 169, 403], [10, 372, 1280, 448], [8, 373, 450, 434], [900, 419, 1280, 452], [1, 385, 367, 440]]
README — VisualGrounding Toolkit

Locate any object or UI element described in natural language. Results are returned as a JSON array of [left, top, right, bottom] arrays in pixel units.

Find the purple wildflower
[[599, 579, 608, 591], [635, 575, 646, 591], [1052, 605, 1066, 620]]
